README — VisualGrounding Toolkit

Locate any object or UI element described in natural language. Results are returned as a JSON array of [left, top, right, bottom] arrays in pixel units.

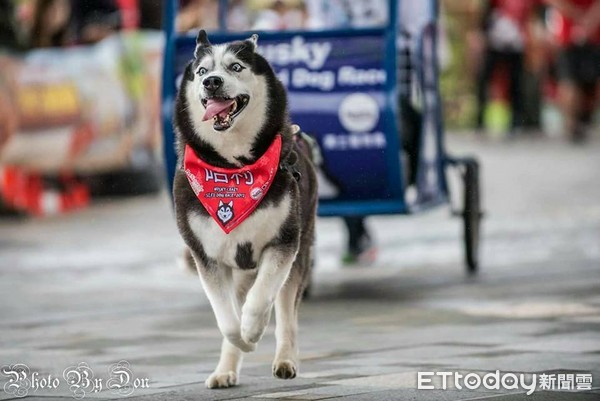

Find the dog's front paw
[[221, 324, 256, 352], [205, 371, 238, 389], [223, 331, 256, 353], [272, 359, 297, 379], [240, 307, 271, 344]]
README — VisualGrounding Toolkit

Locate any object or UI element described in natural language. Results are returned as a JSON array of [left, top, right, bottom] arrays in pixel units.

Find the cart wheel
[[463, 160, 481, 274]]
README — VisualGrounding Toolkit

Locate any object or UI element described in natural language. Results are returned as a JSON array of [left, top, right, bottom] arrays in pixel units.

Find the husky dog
[[173, 30, 317, 389]]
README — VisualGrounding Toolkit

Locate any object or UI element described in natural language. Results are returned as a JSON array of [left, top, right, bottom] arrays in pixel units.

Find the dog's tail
[[291, 125, 343, 199], [177, 247, 198, 275], [291, 124, 322, 166]]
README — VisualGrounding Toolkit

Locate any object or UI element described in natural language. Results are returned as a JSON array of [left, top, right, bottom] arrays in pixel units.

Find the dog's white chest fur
[[187, 195, 291, 267]]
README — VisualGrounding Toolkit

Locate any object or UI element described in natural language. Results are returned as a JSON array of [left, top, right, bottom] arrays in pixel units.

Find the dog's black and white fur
[[173, 30, 317, 388]]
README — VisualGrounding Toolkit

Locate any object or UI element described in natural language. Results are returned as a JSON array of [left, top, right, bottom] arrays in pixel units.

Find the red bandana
[[184, 135, 282, 234]]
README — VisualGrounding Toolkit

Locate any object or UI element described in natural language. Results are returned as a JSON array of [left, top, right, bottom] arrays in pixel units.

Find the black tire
[[463, 160, 481, 274]]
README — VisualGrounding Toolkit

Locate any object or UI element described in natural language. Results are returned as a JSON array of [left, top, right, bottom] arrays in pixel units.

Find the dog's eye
[[229, 63, 244, 73], [197, 67, 207, 76]]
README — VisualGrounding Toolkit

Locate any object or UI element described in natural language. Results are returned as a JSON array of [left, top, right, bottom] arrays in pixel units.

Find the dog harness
[[184, 135, 282, 234]]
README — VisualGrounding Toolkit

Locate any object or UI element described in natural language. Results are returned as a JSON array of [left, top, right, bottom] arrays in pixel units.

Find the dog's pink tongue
[[202, 99, 235, 121]]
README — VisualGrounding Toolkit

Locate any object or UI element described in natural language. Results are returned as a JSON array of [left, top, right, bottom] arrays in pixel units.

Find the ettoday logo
[[417, 371, 593, 395]]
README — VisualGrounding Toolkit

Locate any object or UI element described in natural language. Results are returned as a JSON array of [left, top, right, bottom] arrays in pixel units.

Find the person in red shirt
[[546, 0, 600, 142]]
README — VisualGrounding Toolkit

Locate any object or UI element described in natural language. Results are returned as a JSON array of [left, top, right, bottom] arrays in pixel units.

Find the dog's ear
[[228, 201, 233, 208], [245, 34, 258, 51], [197, 29, 211, 47], [218, 200, 223, 207], [194, 29, 211, 59]]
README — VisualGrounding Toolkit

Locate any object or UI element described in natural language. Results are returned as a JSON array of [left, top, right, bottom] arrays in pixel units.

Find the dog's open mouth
[[201, 95, 250, 131]]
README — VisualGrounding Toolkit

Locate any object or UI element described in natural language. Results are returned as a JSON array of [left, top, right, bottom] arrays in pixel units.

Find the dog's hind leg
[[272, 268, 302, 379]]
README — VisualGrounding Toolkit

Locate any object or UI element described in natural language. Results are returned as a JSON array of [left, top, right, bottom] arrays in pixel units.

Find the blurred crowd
[[1, 0, 598, 142], [176, 0, 389, 32], [0, 0, 162, 51], [433, 0, 598, 142], [468, 0, 600, 142], [173, 0, 599, 142]]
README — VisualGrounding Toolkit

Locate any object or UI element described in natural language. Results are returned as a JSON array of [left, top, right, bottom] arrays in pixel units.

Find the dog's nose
[[203, 76, 223, 92]]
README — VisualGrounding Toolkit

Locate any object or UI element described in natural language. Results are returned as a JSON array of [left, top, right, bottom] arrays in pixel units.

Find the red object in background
[[0, 167, 90, 216], [117, 0, 140, 29], [552, 0, 600, 45]]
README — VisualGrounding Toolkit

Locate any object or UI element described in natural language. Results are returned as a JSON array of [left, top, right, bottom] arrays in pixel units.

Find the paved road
[[1, 134, 599, 400]]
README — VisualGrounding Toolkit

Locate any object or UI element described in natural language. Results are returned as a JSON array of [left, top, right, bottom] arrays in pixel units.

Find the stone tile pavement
[[1, 135, 599, 400]]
